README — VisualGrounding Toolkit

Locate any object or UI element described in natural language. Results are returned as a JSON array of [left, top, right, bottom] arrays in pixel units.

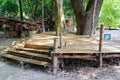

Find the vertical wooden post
[[99, 24, 104, 71], [53, 53, 58, 75], [99, 53, 103, 70], [60, 30, 63, 48], [53, 37, 59, 75], [54, 37, 59, 52], [99, 24, 104, 52]]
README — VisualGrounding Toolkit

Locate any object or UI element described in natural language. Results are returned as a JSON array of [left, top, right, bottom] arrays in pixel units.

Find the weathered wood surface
[[26, 33, 58, 47], [1, 32, 120, 69], [24, 44, 52, 50], [1, 53, 50, 67], [15, 47, 49, 53], [8, 49, 51, 60], [58, 55, 96, 60], [23, 32, 120, 54]]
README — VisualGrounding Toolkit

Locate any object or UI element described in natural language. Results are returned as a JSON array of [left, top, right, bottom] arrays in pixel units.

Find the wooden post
[[53, 37, 59, 74], [53, 53, 58, 75], [99, 53, 103, 71], [99, 24, 104, 71], [99, 24, 104, 52], [60, 29, 63, 48], [54, 37, 59, 52]]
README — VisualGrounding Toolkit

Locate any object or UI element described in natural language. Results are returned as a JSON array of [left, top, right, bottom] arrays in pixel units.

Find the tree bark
[[55, 0, 64, 36], [18, 0, 23, 21], [42, 0, 45, 32], [71, 0, 86, 35], [71, 0, 103, 35]]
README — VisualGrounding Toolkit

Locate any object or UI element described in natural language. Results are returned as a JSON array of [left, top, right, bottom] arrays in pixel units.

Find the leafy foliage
[[0, 0, 18, 17], [0, 0, 119, 28], [99, 0, 120, 28], [64, 0, 73, 17]]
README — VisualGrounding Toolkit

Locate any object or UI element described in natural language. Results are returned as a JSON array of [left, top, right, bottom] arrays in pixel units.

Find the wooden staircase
[[0, 45, 53, 67]]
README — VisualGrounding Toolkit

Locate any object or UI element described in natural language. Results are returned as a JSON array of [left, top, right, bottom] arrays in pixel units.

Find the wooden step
[[1, 53, 50, 67], [15, 47, 49, 53], [24, 44, 52, 50], [8, 49, 51, 60]]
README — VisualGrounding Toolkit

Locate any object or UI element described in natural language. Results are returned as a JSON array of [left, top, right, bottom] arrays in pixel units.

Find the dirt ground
[[0, 30, 120, 80]]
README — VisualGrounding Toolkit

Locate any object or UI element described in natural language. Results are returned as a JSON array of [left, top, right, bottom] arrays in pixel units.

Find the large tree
[[70, 0, 103, 35]]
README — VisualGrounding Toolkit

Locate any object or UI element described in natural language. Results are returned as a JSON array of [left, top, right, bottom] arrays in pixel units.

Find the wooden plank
[[58, 55, 96, 59], [53, 51, 120, 54], [103, 54, 120, 58], [9, 49, 51, 60], [15, 47, 49, 53], [24, 44, 52, 49], [1, 53, 50, 66]]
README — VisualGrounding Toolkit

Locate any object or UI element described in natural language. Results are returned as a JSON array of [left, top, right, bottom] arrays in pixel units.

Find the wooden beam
[[9, 49, 51, 60], [58, 55, 96, 59], [1, 53, 50, 67], [24, 44, 51, 50], [15, 47, 49, 53]]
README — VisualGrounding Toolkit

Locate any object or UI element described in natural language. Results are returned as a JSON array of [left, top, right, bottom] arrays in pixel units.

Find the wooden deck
[[25, 32, 120, 54], [0, 32, 120, 74]]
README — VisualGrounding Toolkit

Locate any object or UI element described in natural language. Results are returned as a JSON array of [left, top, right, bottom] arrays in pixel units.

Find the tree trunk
[[55, 0, 64, 48], [71, 0, 103, 35], [42, 0, 45, 33], [70, 0, 86, 35], [18, 0, 23, 21], [55, 0, 64, 36]]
